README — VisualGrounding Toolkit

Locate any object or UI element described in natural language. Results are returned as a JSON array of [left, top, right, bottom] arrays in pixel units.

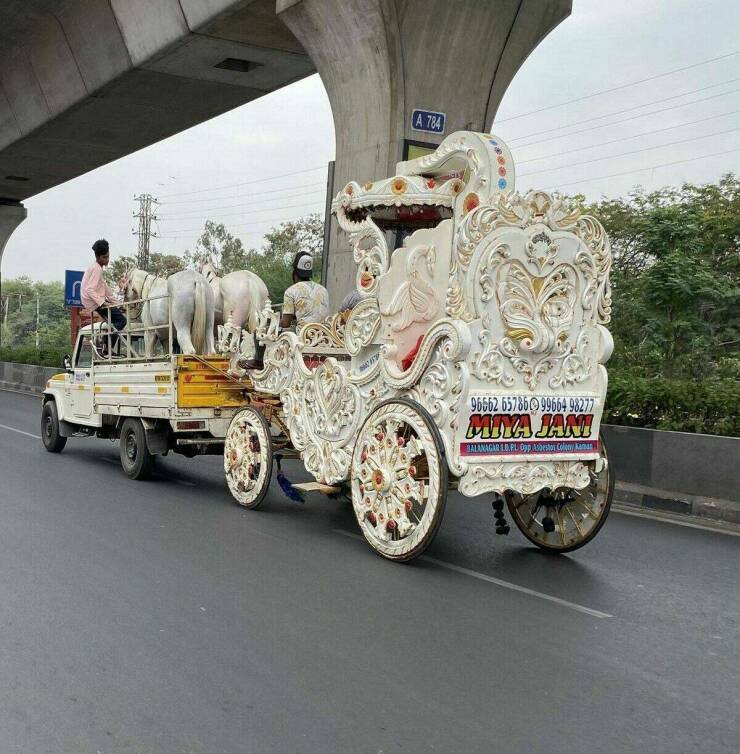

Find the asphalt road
[[0, 390, 737, 754]]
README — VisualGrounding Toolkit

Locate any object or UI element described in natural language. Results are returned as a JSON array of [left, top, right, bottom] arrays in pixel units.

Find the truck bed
[[93, 355, 252, 418]]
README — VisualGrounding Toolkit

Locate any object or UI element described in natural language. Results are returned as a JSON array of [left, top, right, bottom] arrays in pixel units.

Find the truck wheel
[[41, 400, 66, 453], [119, 418, 154, 480]]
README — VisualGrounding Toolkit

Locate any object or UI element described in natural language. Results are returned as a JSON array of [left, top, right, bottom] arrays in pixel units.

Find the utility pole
[[1, 295, 8, 346], [35, 290, 40, 350], [132, 193, 158, 270]]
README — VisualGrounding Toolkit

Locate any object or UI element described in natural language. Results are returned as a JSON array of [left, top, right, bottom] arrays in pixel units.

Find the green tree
[[584, 175, 739, 383], [0, 277, 71, 363], [182, 214, 324, 303], [249, 213, 324, 302], [183, 221, 250, 275], [106, 252, 186, 284]]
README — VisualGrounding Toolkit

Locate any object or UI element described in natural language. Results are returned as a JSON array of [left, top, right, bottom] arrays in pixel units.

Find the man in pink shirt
[[80, 239, 127, 352]]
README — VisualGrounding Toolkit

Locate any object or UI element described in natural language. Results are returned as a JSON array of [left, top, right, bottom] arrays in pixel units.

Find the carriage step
[[291, 482, 342, 495]]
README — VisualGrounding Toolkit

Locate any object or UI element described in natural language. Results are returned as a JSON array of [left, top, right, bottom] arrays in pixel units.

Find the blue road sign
[[64, 270, 84, 306], [410, 109, 446, 135]]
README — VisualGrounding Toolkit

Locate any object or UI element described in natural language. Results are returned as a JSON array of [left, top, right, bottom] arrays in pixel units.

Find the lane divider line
[[333, 529, 613, 619], [0, 423, 41, 440]]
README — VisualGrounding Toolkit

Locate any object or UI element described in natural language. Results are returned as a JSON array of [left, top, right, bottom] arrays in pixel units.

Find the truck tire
[[119, 418, 154, 480], [41, 400, 67, 453]]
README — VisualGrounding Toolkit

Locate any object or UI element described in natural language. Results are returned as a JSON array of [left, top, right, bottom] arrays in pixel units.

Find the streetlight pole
[[35, 290, 40, 350]]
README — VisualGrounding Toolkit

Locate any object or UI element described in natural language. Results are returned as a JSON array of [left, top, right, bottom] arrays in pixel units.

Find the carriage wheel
[[224, 407, 273, 509], [350, 398, 447, 562], [505, 432, 614, 553]]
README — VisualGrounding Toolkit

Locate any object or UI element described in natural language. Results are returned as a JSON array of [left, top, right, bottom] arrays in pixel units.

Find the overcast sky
[[3, 0, 739, 282]]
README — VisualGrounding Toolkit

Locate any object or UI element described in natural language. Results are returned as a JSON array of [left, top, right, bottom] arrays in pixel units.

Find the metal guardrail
[[92, 294, 173, 363]]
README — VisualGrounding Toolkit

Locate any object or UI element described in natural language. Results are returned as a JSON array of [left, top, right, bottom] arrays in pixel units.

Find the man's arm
[[281, 289, 296, 329]]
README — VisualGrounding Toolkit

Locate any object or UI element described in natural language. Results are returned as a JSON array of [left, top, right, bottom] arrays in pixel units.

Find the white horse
[[125, 268, 215, 356], [201, 262, 269, 352]]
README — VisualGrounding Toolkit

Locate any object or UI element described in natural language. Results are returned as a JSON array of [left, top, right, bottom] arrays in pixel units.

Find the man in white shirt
[[280, 252, 329, 329], [241, 252, 329, 370]]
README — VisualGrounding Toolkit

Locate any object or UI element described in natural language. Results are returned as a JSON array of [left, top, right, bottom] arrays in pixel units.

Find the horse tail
[[192, 276, 207, 354], [247, 278, 269, 332]]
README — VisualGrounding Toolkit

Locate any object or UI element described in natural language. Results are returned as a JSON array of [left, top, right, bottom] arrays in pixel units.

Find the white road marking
[[333, 529, 613, 619], [0, 423, 41, 440], [612, 505, 740, 536]]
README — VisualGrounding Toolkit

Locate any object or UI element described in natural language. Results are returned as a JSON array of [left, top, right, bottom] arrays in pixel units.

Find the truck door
[[71, 334, 94, 420]]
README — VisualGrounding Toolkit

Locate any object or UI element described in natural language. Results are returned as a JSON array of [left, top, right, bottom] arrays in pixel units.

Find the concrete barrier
[[1, 361, 737, 523], [602, 425, 738, 524], [0, 361, 58, 397]]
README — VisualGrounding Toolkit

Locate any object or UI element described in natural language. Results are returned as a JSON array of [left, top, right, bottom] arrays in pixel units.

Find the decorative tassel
[[276, 457, 304, 503]]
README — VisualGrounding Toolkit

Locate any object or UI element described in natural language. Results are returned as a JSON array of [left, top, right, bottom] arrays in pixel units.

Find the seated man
[[80, 239, 127, 355], [240, 251, 329, 370]]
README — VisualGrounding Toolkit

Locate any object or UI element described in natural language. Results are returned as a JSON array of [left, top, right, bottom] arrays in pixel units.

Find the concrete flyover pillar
[[0, 200, 26, 264], [0, 200, 27, 346], [277, 0, 571, 308]]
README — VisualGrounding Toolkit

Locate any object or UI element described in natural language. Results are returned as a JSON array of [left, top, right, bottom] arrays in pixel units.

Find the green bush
[[605, 370, 739, 436], [0, 345, 70, 369]]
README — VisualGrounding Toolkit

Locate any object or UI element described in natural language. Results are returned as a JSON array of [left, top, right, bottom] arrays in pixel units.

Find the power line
[[540, 148, 740, 190], [159, 187, 326, 219], [510, 89, 740, 146], [516, 111, 740, 164], [160, 180, 327, 206], [157, 208, 325, 238], [495, 51, 740, 123], [158, 198, 325, 225], [507, 78, 739, 145], [157, 164, 327, 199], [518, 127, 740, 177]]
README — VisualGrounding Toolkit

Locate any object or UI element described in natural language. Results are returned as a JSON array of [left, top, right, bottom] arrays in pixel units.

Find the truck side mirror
[[63, 355, 72, 372]]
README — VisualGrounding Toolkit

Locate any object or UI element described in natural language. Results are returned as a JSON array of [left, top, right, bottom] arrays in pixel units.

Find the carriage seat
[[376, 220, 453, 369]]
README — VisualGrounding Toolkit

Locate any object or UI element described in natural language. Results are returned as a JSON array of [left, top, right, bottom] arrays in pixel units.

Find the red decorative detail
[[367, 511, 377, 525], [408, 465, 417, 478], [397, 436, 405, 447], [401, 335, 425, 371], [463, 193, 480, 214], [498, 167, 506, 177], [361, 450, 368, 462], [360, 271, 374, 289], [426, 178, 437, 188], [386, 519, 397, 532], [375, 431, 385, 441], [404, 500, 413, 513]]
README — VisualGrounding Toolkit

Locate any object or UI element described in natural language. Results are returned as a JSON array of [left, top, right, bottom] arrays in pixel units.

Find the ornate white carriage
[[224, 131, 615, 562]]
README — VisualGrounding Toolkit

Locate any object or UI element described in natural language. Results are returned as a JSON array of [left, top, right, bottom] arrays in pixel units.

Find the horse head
[[123, 268, 156, 321]]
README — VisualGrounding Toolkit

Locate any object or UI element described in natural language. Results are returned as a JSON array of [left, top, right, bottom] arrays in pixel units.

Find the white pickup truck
[[40, 324, 273, 485]]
